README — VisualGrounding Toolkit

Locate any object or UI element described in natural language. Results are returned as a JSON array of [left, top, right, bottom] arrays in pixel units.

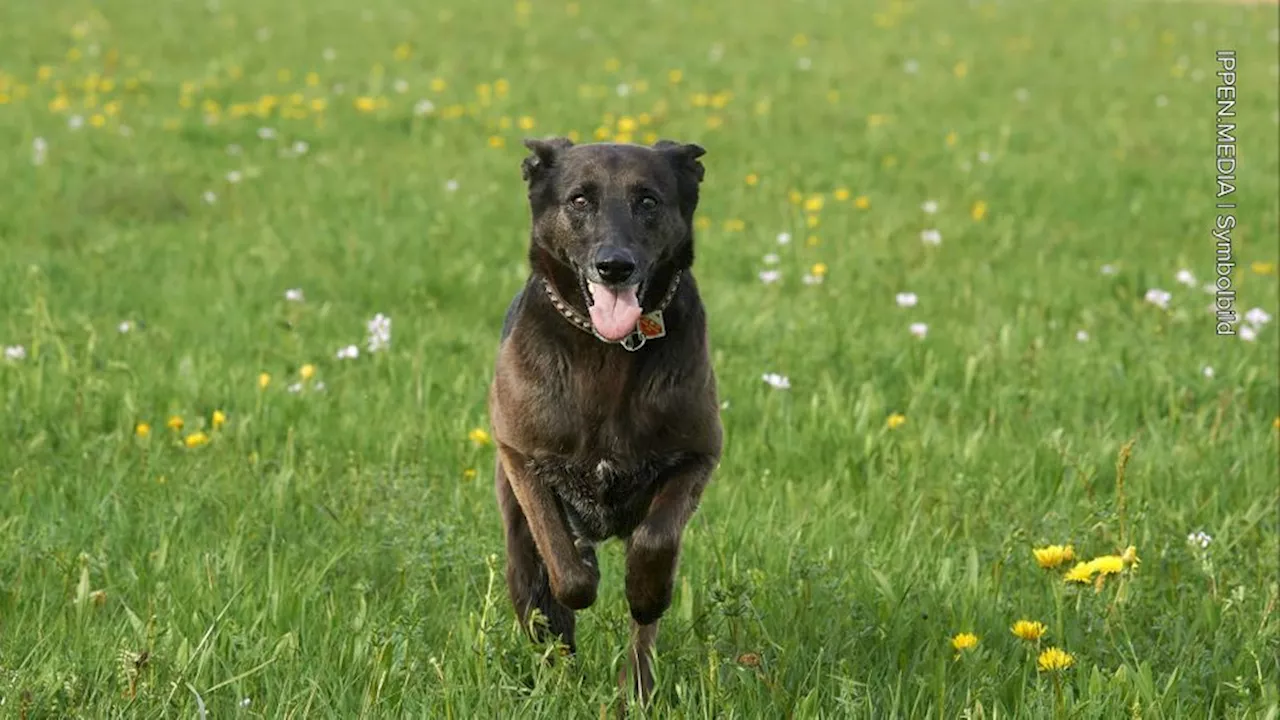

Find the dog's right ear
[[521, 137, 574, 184]]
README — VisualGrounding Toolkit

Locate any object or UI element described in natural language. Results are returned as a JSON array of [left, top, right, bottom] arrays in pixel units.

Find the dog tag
[[638, 311, 666, 340]]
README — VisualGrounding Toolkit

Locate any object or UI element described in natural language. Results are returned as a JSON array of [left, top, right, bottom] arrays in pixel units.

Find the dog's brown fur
[[488, 137, 722, 706]]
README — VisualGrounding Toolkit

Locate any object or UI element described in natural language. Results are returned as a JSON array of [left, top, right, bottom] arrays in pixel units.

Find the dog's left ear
[[521, 136, 574, 183], [654, 140, 707, 184]]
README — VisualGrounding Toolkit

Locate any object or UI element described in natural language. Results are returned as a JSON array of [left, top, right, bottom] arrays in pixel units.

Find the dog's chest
[[534, 455, 672, 542]]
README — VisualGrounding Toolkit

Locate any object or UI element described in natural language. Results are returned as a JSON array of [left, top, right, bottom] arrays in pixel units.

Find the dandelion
[[258, 372, 271, 390], [921, 200, 938, 214], [468, 428, 492, 446], [1033, 545, 1075, 569], [951, 633, 978, 652], [758, 270, 780, 284], [184, 432, 210, 449], [284, 288, 304, 302], [1202, 365, 1214, 378], [811, 262, 828, 278], [1075, 330, 1089, 342], [226, 170, 243, 184], [803, 195, 824, 213], [1011, 620, 1046, 642], [776, 232, 792, 245], [463, 468, 478, 480], [367, 313, 392, 353], [1244, 307, 1272, 327], [761, 373, 791, 390], [1121, 545, 1140, 567], [1144, 288, 1172, 309], [166, 415, 184, 432], [1252, 261, 1276, 275], [886, 413, 906, 430], [920, 229, 942, 246], [895, 292, 918, 308], [1175, 269, 1196, 287], [1090, 555, 1124, 576], [1037, 647, 1074, 672], [335, 345, 360, 360], [445, 179, 459, 193], [135, 422, 151, 438], [1064, 561, 1094, 584], [909, 322, 928, 339], [971, 201, 987, 221], [854, 195, 871, 210], [745, 173, 759, 186], [299, 364, 316, 381], [202, 191, 217, 205]]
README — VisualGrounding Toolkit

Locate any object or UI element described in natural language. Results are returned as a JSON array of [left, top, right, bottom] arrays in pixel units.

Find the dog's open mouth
[[580, 275, 644, 342]]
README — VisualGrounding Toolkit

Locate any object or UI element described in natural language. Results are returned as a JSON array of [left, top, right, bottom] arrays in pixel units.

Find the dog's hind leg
[[496, 462, 577, 652], [618, 619, 659, 709]]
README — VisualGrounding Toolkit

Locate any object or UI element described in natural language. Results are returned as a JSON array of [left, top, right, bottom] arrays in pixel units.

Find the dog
[[488, 136, 723, 706]]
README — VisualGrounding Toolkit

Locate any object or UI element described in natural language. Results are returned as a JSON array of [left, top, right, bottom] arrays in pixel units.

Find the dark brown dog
[[488, 137, 722, 705]]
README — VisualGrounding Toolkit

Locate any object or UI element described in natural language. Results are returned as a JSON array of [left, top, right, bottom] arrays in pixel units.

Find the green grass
[[2, 0, 1279, 716]]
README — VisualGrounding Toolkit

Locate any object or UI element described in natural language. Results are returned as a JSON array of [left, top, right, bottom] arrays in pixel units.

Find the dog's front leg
[[621, 457, 715, 704], [498, 444, 600, 611]]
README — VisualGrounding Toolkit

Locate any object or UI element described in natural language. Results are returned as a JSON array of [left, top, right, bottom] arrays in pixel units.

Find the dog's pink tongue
[[587, 283, 642, 341]]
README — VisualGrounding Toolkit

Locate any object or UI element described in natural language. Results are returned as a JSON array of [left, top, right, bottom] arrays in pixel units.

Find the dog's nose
[[594, 248, 636, 285]]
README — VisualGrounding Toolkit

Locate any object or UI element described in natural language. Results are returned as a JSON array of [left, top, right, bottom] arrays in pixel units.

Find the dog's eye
[[638, 195, 659, 211], [569, 194, 590, 211]]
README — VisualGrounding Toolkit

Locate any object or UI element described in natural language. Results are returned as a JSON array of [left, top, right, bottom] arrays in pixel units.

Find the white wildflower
[[226, 170, 243, 184], [802, 273, 823, 285], [1244, 307, 1271, 327], [909, 322, 928, 339], [287, 382, 303, 393], [615, 83, 631, 97], [393, 79, 409, 94], [1100, 264, 1117, 275], [1076, 330, 1089, 342], [1144, 288, 1172, 309], [284, 288, 304, 302], [758, 270, 780, 284], [257, 127, 277, 140], [32, 137, 48, 166], [762, 253, 780, 265], [920, 228, 942, 246], [921, 200, 938, 214], [895, 292, 918, 308], [445, 179, 459, 193], [1014, 88, 1030, 103], [292, 140, 309, 155], [904, 59, 920, 74], [414, 99, 436, 116], [797, 57, 812, 71], [68, 114, 84, 130], [1187, 531, 1212, 549], [202, 191, 217, 205], [776, 232, 792, 245], [1175, 269, 1196, 287], [367, 313, 392, 353], [118, 321, 134, 334], [323, 47, 337, 62], [335, 344, 360, 360], [1202, 365, 1214, 378], [761, 372, 790, 390], [1239, 325, 1257, 342]]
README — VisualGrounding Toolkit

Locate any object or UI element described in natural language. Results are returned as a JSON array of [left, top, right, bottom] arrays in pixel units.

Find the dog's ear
[[521, 136, 574, 183], [654, 140, 706, 184]]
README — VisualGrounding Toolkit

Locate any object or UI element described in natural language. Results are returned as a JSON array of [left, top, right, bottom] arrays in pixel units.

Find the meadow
[[2, 0, 1279, 716]]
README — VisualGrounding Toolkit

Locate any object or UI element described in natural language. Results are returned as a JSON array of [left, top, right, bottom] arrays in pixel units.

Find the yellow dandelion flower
[[1011, 620, 1046, 642], [826, 90, 840, 104], [430, 77, 447, 93], [811, 262, 828, 277], [89, 113, 106, 128], [104, 100, 121, 117], [867, 113, 888, 128], [667, 69, 683, 84], [66, 47, 82, 62], [166, 415, 184, 432], [567, 130, 580, 142], [135, 422, 151, 439], [49, 95, 70, 112], [1037, 647, 1075, 672], [310, 97, 327, 113], [276, 69, 292, 83], [951, 633, 978, 652], [854, 195, 871, 210], [745, 173, 759, 186], [694, 217, 711, 231], [705, 115, 723, 130], [617, 116, 637, 133], [593, 126, 610, 141], [517, 115, 536, 130], [566, 2, 580, 16], [691, 92, 709, 107], [613, 132, 633, 144], [803, 195, 824, 213], [945, 131, 958, 147], [971, 201, 988, 221], [305, 71, 321, 87], [886, 413, 906, 430], [806, 235, 820, 247], [37, 65, 54, 81], [710, 91, 732, 109], [354, 96, 378, 113], [1089, 555, 1124, 576], [806, 214, 820, 229], [211, 410, 227, 430], [1033, 544, 1075, 569], [184, 432, 210, 449], [723, 219, 745, 232], [642, 131, 658, 145], [833, 188, 850, 201], [1252, 261, 1276, 275], [394, 43, 412, 61], [469, 427, 492, 446], [787, 189, 803, 205], [299, 364, 316, 381], [603, 58, 621, 73], [953, 61, 968, 79], [258, 372, 271, 390], [488, 135, 506, 148], [1274, 416, 1280, 430], [463, 468, 478, 480], [1064, 561, 1095, 584], [791, 33, 808, 48]]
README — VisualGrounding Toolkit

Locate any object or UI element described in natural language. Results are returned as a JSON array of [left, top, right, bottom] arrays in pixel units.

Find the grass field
[[2, 0, 1279, 717]]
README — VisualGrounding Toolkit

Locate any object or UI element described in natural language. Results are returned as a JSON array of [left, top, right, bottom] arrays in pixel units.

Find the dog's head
[[520, 137, 706, 341]]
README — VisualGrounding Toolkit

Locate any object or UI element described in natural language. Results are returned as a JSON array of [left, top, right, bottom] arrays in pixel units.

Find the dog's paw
[[553, 566, 599, 610]]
